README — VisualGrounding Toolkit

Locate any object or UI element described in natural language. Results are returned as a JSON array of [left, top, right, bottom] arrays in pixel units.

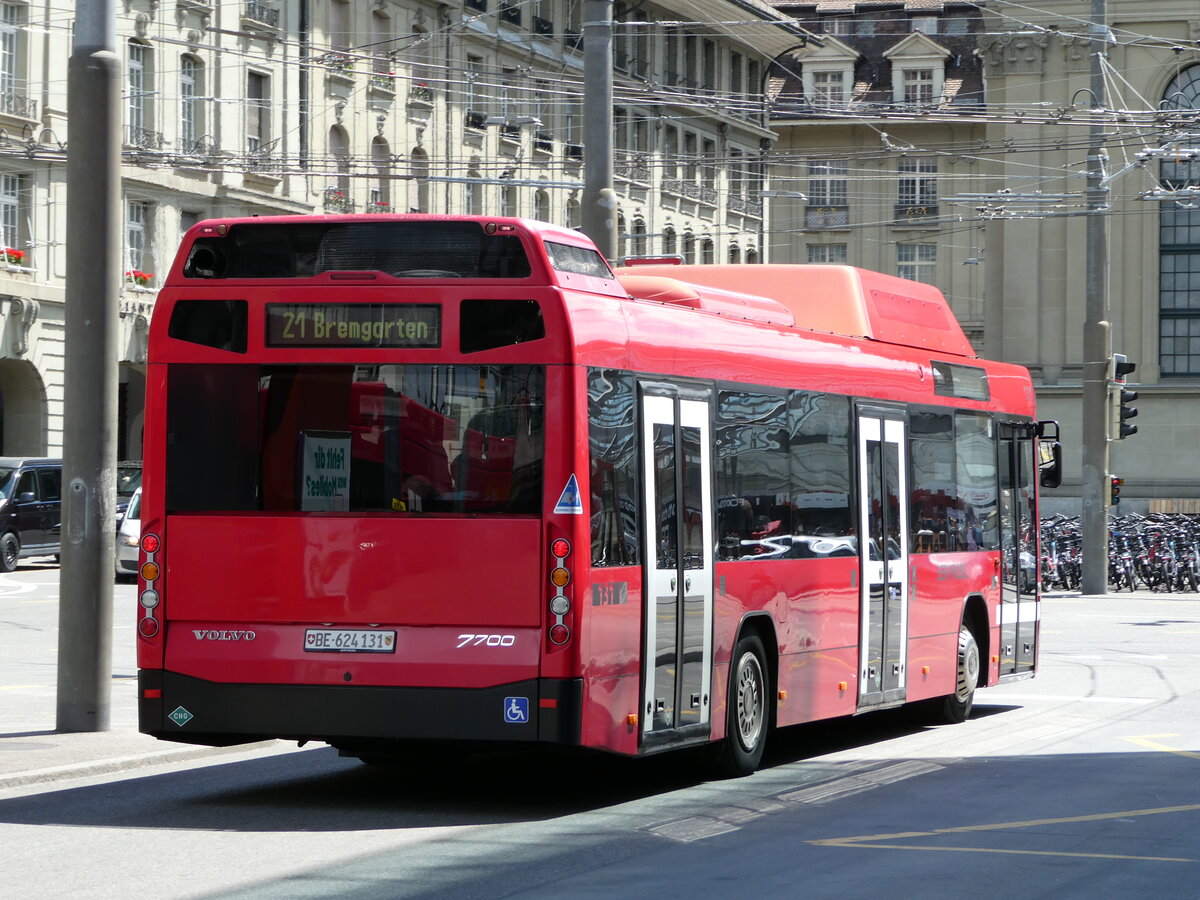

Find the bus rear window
[[166, 363, 544, 514], [183, 221, 532, 279]]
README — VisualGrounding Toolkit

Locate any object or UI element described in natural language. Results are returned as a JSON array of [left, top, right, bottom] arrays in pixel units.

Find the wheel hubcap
[[735, 651, 764, 749], [955, 632, 979, 702]]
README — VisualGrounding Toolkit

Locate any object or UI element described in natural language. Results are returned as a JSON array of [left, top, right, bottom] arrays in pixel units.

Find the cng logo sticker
[[168, 706, 194, 727], [503, 697, 529, 723], [554, 474, 583, 515]]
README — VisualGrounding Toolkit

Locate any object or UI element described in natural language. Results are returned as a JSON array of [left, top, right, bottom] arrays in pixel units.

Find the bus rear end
[[136, 216, 614, 756]]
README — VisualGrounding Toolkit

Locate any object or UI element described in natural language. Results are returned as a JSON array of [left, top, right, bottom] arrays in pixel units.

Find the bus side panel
[[716, 558, 861, 730], [580, 567, 642, 755], [904, 551, 998, 700], [164, 516, 543, 627]]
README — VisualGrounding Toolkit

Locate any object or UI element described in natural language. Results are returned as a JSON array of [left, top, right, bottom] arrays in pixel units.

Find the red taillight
[[551, 538, 570, 559], [550, 623, 569, 644], [139, 532, 162, 641], [141, 533, 160, 554], [138, 617, 159, 637], [547, 536, 572, 647]]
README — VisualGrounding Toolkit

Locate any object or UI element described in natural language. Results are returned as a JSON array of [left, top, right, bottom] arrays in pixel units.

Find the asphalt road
[[3, 567, 1200, 899]]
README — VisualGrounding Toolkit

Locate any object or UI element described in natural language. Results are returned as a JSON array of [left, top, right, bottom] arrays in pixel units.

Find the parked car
[[116, 461, 142, 524], [115, 487, 141, 579], [0, 457, 63, 572]]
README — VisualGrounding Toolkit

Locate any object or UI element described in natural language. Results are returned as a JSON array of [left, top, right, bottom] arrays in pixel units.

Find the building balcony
[[0, 92, 37, 121], [534, 130, 554, 154], [662, 179, 717, 206], [465, 0, 486, 9], [126, 126, 165, 151], [727, 195, 763, 218], [243, 0, 280, 29], [324, 189, 355, 212], [615, 152, 651, 185], [565, 30, 582, 52], [533, 16, 553, 38], [465, 110, 488, 131], [565, 143, 583, 163], [893, 204, 940, 224], [408, 84, 434, 105], [499, 3, 521, 27], [805, 206, 850, 229]]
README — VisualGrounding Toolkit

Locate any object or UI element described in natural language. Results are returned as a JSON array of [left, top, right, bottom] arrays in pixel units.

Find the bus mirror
[[1038, 441, 1062, 489]]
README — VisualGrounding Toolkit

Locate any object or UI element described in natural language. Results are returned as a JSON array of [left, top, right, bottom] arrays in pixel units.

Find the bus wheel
[[0, 532, 18, 572], [937, 626, 980, 724], [715, 632, 769, 777]]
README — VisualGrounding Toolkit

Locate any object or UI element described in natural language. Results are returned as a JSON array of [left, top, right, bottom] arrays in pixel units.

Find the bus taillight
[[548, 537, 571, 645], [139, 532, 162, 640]]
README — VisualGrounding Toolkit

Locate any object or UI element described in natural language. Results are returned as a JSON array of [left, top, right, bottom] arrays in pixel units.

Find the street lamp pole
[[1081, 0, 1111, 594], [581, 0, 617, 261]]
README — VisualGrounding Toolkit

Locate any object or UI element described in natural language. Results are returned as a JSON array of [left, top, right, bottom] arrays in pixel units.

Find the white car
[[115, 487, 141, 578]]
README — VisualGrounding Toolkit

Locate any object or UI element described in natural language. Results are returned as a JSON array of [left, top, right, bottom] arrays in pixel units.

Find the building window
[[0, 1, 32, 118], [898, 243, 936, 284], [808, 244, 848, 263], [246, 71, 270, 152], [897, 157, 938, 219], [1159, 66, 1200, 375], [811, 70, 845, 105], [126, 200, 151, 280], [807, 159, 849, 228], [180, 56, 202, 151], [0, 172, 23, 256], [903, 68, 935, 105], [127, 41, 156, 147], [535, 189, 550, 222], [662, 226, 676, 256], [911, 16, 939, 35]]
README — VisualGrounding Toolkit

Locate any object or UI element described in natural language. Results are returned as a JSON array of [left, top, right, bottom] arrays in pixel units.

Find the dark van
[[0, 458, 63, 571]]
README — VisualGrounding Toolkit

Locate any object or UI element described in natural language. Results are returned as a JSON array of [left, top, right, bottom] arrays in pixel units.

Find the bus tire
[[936, 626, 979, 724], [714, 632, 769, 777], [0, 532, 18, 572]]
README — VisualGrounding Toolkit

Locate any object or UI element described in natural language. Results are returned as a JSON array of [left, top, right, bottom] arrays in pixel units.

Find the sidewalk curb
[[0, 740, 283, 791]]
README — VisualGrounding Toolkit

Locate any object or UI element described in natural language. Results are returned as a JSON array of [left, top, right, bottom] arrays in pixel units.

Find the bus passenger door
[[999, 423, 1038, 676], [639, 387, 714, 743], [856, 411, 910, 708]]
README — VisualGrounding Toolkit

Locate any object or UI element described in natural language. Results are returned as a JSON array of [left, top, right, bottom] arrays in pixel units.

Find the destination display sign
[[265, 303, 441, 348]]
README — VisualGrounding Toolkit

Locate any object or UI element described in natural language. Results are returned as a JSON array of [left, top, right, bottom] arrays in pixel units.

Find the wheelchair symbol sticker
[[504, 696, 529, 724]]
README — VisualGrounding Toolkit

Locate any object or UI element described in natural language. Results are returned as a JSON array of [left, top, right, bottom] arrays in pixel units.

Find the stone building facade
[[0, 0, 807, 459]]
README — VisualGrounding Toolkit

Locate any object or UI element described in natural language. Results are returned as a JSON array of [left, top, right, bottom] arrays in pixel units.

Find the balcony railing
[[662, 179, 717, 205], [409, 83, 434, 104], [727, 196, 763, 218], [805, 206, 850, 229], [894, 204, 939, 224], [465, 110, 488, 131], [369, 71, 395, 91], [465, 0, 486, 9], [565, 143, 584, 162], [564, 30, 582, 52], [615, 152, 650, 185], [0, 92, 37, 120], [534, 130, 554, 153], [126, 126, 165, 150], [533, 16, 553, 37], [243, 0, 279, 28]]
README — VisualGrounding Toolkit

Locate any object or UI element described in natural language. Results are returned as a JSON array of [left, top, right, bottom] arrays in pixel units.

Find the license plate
[[303, 629, 396, 653]]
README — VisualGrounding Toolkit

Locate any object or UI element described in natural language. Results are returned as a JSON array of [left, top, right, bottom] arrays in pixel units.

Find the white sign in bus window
[[299, 431, 351, 512]]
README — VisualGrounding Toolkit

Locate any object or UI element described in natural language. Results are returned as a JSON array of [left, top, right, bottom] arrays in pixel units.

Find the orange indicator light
[[922, 666, 931, 675], [627, 714, 638, 726], [550, 567, 570, 587], [838, 681, 848, 691], [140, 561, 160, 581]]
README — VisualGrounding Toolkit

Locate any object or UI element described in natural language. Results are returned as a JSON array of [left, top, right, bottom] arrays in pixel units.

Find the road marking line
[[981, 694, 1156, 704], [1124, 735, 1200, 761], [810, 803, 1200, 862]]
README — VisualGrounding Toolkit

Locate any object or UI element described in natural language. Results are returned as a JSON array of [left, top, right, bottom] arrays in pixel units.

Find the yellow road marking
[[1124, 734, 1200, 761], [810, 803, 1200, 862]]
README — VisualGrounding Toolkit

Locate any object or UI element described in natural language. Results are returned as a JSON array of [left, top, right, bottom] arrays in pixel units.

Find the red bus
[[136, 215, 1061, 775]]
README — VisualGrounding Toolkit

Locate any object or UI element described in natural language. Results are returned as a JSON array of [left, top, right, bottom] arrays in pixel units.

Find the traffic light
[[1110, 475, 1123, 505], [1109, 353, 1138, 440]]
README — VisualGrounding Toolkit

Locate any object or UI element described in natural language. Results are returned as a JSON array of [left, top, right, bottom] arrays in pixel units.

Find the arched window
[[327, 125, 351, 210], [746, 246, 759, 264], [632, 218, 647, 256], [466, 171, 482, 215], [729, 244, 741, 264], [127, 40, 155, 148], [566, 196, 581, 229], [180, 55, 204, 153], [663, 226, 676, 256], [409, 147, 430, 212], [371, 137, 391, 211], [701, 238, 714, 264], [534, 189, 550, 222], [502, 184, 518, 218], [1160, 65, 1200, 374], [617, 213, 627, 260], [683, 232, 695, 264]]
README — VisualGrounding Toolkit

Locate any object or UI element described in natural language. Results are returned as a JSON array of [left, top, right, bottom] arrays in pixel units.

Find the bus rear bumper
[[138, 670, 582, 748]]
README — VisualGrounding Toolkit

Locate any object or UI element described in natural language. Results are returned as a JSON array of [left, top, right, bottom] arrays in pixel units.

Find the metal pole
[[582, 0, 617, 261], [1080, 0, 1110, 595], [57, 0, 120, 732]]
